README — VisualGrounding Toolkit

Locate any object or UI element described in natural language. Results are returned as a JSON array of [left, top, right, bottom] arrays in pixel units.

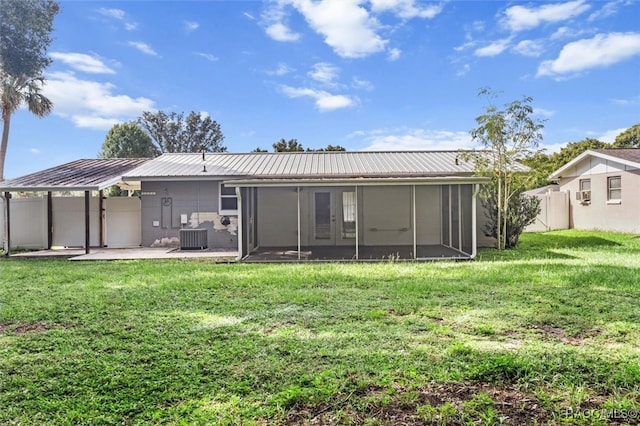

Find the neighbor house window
[[579, 179, 591, 203], [607, 176, 621, 202], [219, 183, 238, 214]]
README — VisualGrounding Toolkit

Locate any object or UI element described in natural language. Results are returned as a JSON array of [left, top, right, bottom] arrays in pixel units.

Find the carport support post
[[3, 192, 10, 256], [99, 190, 104, 248], [84, 190, 90, 254]]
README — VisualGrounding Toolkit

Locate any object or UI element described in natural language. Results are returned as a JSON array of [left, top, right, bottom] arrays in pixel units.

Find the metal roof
[[0, 158, 150, 192], [123, 151, 511, 181]]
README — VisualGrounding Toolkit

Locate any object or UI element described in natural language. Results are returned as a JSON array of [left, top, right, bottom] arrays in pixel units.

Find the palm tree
[[1, 72, 53, 181]]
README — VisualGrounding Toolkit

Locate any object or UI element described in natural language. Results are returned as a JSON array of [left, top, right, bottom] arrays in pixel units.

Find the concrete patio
[[9, 247, 238, 261]]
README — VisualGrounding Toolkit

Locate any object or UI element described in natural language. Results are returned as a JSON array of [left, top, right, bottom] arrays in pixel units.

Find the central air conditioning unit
[[576, 190, 591, 202], [179, 229, 208, 250]]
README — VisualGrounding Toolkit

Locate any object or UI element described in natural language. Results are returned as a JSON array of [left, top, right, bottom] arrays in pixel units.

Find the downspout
[[2, 192, 10, 256], [470, 183, 480, 260], [235, 186, 243, 261], [297, 187, 301, 261], [412, 185, 417, 260], [355, 185, 359, 260]]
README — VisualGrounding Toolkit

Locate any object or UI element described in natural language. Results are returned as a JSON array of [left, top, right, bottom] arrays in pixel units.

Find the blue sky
[[6, 0, 640, 179]]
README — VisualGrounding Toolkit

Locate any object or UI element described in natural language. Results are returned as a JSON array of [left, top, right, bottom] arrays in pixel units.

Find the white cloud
[[50, 52, 116, 74], [456, 63, 471, 77], [196, 52, 218, 62], [501, 0, 590, 32], [352, 77, 374, 91], [511, 40, 545, 57], [387, 47, 401, 61], [44, 71, 156, 130], [588, 0, 629, 21], [308, 62, 340, 85], [369, 0, 443, 19], [353, 128, 474, 151], [533, 107, 555, 118], [266, 63, 295, 76], [185, 21, 200, 32], [296, 0, 387, 58], [280, 85, 357, 111], [266, 22, 301, 41], [98, 7, 125, 20], [598, 127, 628, 143], [537, 32, 640, 77], [474, 38, 512, 57], [30, 148, 41, 154], [128, 41, 159, 56], [97, 7, 137, 31]]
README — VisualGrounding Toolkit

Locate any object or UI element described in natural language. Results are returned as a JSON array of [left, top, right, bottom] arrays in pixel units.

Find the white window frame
[[219, 182, 238, 215], [607, 175, 622, 204]]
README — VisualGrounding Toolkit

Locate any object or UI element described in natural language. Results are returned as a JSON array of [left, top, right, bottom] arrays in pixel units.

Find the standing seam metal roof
[[122, 151, 507, 180]]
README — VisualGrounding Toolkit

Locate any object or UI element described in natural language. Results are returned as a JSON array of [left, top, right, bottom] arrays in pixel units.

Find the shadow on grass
[[477, 232, 627, 261]]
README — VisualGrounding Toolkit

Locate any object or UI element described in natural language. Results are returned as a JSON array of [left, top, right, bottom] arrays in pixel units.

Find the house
[[548, 148, 640, 234], [2, 151, 513, 260], [119, 151, 502, 261]]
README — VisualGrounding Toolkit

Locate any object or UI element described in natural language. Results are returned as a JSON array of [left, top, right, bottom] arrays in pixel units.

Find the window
[[607, 176, 621, 202], [579, 179, 591, 192], [219, 183, 238, 214], [341, 191, 356, 239], [578, 179, 591, 203]]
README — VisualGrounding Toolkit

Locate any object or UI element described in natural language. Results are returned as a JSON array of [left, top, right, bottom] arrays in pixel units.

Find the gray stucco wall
[[140, 180, 238, 248]]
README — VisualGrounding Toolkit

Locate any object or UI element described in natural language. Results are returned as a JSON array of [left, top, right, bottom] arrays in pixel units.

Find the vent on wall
[[179, 229, 208, 250]]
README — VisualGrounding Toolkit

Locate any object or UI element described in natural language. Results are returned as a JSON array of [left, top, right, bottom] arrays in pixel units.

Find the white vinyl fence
[[525, 190, 569, 232], [1, 196, 141, 250]]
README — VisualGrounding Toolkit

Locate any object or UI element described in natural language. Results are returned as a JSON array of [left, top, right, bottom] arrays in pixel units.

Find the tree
[[315, 144, 346, 151], [99, 122, 159, 159], [273, 138, 304, 152], [1, 75, 53, 181], [0, 0, 59, 181], [612, 124, 640, 148], [138, 111, 226, 153], [480, 182, 540, 248], [466, 89, 545, 250], [0, 0, 60, 77]]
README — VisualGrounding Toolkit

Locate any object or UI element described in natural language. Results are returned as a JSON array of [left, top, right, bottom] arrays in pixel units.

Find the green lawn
[[1, 230, 639, 425]]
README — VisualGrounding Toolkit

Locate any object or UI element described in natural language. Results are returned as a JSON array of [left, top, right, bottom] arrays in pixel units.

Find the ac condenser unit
[[179, 229, 208, 250]]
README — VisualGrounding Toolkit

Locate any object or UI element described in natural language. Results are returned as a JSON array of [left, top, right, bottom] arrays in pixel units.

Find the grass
[[1, 229, 640, 425]]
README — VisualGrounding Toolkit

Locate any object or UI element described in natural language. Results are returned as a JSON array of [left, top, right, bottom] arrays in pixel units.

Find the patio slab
[[10, 247, 237, 261]]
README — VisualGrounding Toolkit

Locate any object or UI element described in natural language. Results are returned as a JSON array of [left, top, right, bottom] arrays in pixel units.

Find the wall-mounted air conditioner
[[576, 190, 591, 202]]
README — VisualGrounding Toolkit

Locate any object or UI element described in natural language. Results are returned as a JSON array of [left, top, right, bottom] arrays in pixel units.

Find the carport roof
[[0, 158, 149, 192]]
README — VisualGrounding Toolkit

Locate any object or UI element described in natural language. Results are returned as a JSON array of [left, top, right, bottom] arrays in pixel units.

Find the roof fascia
[[224, 176, 490, 187], [549, 150, 640, 180]]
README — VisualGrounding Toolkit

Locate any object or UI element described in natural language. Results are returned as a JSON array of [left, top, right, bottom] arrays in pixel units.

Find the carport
[[1, 158, 148, 256]]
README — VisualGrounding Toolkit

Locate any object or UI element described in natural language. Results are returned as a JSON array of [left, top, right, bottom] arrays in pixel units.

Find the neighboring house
[[2, 151, 517, 260], [548, 149, 640, 234]]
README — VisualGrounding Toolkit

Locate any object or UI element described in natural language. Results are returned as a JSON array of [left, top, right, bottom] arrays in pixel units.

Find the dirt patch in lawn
[[534, 325, 602, 346], [286, 382, 548, 425], [0, 321, 59, 334]]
